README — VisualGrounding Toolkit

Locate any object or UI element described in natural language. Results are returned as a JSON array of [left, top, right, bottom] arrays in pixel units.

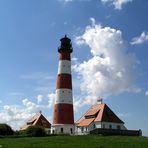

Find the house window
[[93, 124, 96, 129], [117, 125, 121, 130], [109, 124, 112, 129], [61, 128, 64, 133], [81, 127, 84, 133], [103, 124, 105, 129], [85, 127, 87, 131]]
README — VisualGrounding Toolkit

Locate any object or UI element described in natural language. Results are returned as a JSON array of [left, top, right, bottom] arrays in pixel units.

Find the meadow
[[0, 135, 148, 148]]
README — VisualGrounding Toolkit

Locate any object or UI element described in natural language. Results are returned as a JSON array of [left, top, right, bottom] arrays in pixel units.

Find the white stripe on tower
[[55, 89, 73, 104], [58, 60, 71, 74]]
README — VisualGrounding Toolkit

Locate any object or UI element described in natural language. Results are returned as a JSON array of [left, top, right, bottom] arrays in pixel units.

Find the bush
[[25, 125, 46, 137], [0, 124, 14, 136], [13, 130, 26, 137]]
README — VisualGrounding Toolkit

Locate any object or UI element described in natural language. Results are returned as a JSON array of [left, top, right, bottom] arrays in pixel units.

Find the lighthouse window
[[70, 128, 73, 134], [61, 128, 64, 133]]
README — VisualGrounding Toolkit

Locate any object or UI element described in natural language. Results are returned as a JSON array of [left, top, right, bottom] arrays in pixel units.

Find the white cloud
[[58, 0, 73, 3], [131, 32, 148, 45], [73, 96, 85, 112], [37, 95, 44, 104], [74, 18, 138, 105], [72, 57, 78, 62], [0, 98, 40, 130], [22, 98, 39, 111], [145, 91, 148, 96], [64, 0, 73, 2], [0, 90, 57, 130], [58, 0, 132, 10], [47, 92, 56, 108], [101, 0, 133, 10], [127, 87, 142, 94]]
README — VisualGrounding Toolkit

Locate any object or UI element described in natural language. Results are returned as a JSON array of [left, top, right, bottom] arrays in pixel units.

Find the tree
[[0, 124, 14, 136], [25, 125, 46, 137]]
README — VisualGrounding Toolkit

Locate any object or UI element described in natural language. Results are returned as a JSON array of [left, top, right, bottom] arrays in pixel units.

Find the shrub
[[25, 125, 46, 137], [0, 124, 14, 136], [13, 130, 26, 137]]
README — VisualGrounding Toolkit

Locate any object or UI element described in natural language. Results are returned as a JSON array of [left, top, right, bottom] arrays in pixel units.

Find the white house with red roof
[[20, 111, 51, 131], [75, 99, 126, 135]]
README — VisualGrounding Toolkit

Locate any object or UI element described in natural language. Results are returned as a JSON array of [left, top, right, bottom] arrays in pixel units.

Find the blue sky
[[0, 0, 148, 136]]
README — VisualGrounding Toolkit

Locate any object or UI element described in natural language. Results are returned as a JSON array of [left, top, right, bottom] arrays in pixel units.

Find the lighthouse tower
[[52, 35, 74, 134]]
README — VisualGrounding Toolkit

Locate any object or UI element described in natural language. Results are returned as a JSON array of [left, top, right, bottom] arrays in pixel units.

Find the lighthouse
[[52, 35, 74, 134]]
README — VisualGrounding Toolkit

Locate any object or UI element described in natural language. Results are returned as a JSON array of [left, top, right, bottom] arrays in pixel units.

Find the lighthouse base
[[51, 124, 75, 135]]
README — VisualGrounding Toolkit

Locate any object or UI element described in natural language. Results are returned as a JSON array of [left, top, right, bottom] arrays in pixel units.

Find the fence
[[90, 128, 142, 136]]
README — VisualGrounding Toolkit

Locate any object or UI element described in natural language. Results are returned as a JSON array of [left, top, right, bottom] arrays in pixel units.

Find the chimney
[[97, 98, 103, 104]]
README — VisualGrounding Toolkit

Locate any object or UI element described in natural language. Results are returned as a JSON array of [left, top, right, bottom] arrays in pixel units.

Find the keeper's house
[[75, 99, 141, 136], [20, 111, 51, 132]]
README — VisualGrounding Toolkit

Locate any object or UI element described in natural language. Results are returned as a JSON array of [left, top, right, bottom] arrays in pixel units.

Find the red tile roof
[[20, 113, 51, 130], [76, 103, 124, 127], [78, 118, 95, 127]]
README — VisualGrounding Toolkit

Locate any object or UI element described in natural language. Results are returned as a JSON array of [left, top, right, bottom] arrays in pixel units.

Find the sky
[[0, 0, 148, 136]]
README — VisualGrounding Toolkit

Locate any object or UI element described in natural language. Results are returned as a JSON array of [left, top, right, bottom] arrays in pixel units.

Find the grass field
[[0, 135, 148, 148]]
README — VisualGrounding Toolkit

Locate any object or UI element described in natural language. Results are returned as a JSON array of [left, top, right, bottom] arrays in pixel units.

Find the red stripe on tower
[[52, 35, 74, 134]]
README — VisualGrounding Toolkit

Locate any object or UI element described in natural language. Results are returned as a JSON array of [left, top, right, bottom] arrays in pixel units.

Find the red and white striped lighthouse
[[52, 35, 74, 134]]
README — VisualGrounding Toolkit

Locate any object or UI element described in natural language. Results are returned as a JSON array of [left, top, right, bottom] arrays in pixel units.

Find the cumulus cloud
[[145, 91, 148, 96], [101, 0, 133, 10], [0, 90, 56, 130], [0, 89, 56, 130], [47, 92, 56, 108], [74, 18, 138, 104], [131, 31, 148, 45], [0, 98, 40, 130], [73, 96, 85, 112], [37, 95, 44, 104]]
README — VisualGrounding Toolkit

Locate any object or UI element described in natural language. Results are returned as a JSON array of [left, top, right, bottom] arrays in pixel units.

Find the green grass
[[0, 135, 148, 148]]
